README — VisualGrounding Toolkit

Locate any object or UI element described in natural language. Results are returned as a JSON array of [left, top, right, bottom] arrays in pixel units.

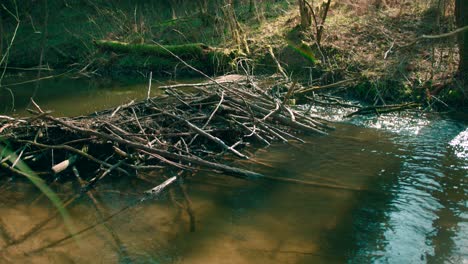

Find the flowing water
[[0, 76, 466, 263]]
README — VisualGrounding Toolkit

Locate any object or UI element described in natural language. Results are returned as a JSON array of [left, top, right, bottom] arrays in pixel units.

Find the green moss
[[94, 40, 208, 59], [94, 41, 232, 75]]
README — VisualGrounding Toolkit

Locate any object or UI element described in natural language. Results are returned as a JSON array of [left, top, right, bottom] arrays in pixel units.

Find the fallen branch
[[345, 102, 420, 117], [296, 79, 357, 94], [421, 25, 468, 39], [268, 45, 288, 80]]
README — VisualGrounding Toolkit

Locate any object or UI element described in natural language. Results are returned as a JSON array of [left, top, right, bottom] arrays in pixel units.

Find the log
[[345, 102, 420, 117], [94, 40, 209, 58], [296, 79, 357, 94], [52, 155, 77, 174]]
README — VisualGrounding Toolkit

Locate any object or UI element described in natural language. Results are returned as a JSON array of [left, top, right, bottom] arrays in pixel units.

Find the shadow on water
[[0, 123, 405, 263], [128, 124, 407, 264]]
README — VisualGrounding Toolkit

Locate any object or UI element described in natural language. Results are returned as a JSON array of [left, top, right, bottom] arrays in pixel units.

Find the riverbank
[[242, 2, 465, 109], [1, 0, 466, 109]]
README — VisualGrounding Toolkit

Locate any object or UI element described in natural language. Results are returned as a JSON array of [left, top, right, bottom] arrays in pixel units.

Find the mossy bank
[[1, 0, 466, 108]]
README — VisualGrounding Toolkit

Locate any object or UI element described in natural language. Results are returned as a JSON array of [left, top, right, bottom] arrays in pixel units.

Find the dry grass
[[324, 0, 460, 103], [243, 0, 462, 105]]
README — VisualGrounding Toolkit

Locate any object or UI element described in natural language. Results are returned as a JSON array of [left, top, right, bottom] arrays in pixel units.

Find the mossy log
[[93, 40, 232, 75], [94, 40, 210, 58]]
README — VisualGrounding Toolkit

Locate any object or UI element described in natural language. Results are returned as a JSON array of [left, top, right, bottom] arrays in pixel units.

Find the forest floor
[[2, 1, 465, 108], [237, 3, 464, 108]]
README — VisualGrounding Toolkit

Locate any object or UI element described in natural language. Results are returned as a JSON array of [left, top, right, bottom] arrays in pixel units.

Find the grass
[[0, 141, 77, 238]]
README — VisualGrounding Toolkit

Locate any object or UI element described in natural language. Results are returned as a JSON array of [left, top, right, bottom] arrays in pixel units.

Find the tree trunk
[[0, 12, 3, 59], [316, 0, 332, 45], [197, 0, 208, 14], [298, 0, 311, 29], [170, 0, 177, 19], [223, 0, 241, 49], [456, 0, 467, 92]]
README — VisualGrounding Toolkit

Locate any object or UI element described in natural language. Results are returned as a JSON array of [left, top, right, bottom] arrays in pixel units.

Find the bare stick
[[283, 81, 298, 104], [131, 107, 151, 146], [229, 117, 270, 146], [42, 115, 263, 178], [151, 41, 231, 91], [267, 45, 288, 80], [296, 79, 357, 94], [158, 81, 236, 89], [184, 118, 248, 159], [228, 96, 327, 135], [17, 140, 130, 175], [83, 160, 124, 192], [0, 1, 20, 86], [421, 25, 468, 39], [30, 98, 44, 114], [144, 176, 177, 196], [202, 91, 224, 130], [52, 155, 77, 174], [260, 174, 365, 192], [261, 101, 280, 121], [189, 91, 225, 145], [146, 71, 153, 100], [158, 109, 248, 158]]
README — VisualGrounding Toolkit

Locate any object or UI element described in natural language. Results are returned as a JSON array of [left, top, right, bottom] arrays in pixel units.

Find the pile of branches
[[0, 77, 332, 194]]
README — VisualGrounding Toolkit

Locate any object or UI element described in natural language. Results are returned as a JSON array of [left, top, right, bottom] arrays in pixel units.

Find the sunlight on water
[[299, 102, 432, 136], [299, 97, 468, 263], [348, 112, 432, 135], [449, 128, 468, 160]]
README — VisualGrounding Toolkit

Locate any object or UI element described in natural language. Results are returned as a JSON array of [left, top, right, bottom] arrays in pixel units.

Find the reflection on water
[[0, 74, 196, 116], [0, 76, 467, 263]]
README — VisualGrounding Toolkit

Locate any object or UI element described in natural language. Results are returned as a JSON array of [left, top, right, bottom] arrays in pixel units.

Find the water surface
[[0, 76, 466, 263]]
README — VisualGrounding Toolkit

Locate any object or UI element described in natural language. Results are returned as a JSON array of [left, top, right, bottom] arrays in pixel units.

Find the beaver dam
[[0, 75, 334, 179], [0, 75, 345, 249]]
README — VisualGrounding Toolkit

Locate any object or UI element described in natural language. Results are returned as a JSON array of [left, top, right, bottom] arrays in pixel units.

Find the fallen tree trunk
[[296, 79, 357, 94], [94, 40, 210, 58], [93, 40, 232, 75]]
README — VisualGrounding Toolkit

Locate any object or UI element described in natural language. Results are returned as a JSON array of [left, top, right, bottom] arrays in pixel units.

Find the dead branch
[[345, 102, 420, 117]]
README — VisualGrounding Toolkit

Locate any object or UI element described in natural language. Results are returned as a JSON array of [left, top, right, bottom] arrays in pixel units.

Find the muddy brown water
[[0, 76, 467, 263]]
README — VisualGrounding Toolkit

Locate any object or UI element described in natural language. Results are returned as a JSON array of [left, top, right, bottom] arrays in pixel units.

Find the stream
[[0, 76, 466, 263]]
